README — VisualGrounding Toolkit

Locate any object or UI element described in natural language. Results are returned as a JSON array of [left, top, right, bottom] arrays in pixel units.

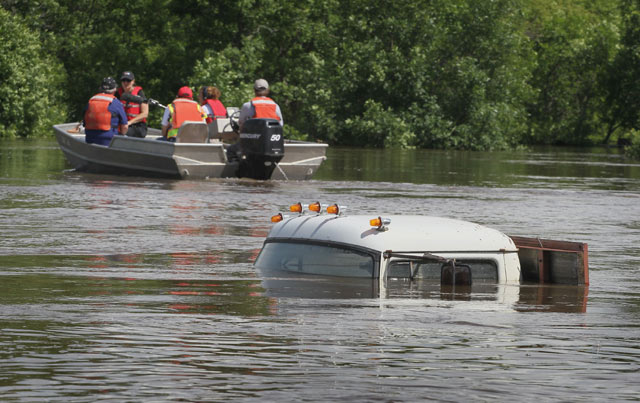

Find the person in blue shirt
[[83, 77, 128, 146]]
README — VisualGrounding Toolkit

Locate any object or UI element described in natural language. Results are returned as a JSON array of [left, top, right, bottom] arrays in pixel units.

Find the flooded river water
[[1, 138, 639, 401]]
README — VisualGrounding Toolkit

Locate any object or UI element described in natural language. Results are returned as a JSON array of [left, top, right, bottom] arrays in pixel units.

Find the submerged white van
[[254, 203, 589, 289]]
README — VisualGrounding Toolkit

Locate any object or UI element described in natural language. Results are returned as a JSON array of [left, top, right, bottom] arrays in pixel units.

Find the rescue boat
[[53, 112, 327, 180], [254, 202, 589, 292]]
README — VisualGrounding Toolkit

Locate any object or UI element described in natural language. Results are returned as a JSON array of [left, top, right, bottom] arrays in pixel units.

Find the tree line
[[1, 0, 639, 151]]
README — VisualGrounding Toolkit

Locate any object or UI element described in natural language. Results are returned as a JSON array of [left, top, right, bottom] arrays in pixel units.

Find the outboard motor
[[237, 118, 284, 179]]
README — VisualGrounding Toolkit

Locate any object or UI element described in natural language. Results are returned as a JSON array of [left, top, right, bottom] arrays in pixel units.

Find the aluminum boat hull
[[53, 123, 327, 180]]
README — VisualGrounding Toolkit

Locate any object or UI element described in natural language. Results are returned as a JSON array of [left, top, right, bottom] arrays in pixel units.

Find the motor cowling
[[237, 119, 284, 179]]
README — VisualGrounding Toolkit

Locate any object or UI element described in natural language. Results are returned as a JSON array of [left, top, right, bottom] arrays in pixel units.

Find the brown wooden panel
[[509, 235, 587, 253], [510, 236, 589, 286]]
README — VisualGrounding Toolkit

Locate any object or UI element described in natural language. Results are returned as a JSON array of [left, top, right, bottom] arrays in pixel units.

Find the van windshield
[[255, 242, 376, 278]]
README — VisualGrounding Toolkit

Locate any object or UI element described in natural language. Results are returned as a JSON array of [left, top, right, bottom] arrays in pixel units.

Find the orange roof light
[[327, 204, 340, 215], [369, 216, 391, 230], [309, 201, 322, 213], [289, 202, 303, 213], [271, 213, 284, 223]]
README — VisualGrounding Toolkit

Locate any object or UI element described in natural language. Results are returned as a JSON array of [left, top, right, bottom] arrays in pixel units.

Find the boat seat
[[226, 106, 239, 116], [207, 118, 238, 142], [175, 121, 209, 143]]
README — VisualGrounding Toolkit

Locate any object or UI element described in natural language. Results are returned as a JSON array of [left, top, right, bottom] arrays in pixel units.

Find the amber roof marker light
[[308, 201, 322, 213], [327, 203, 347, 215], [286, 201, 345, 216], [289, 202, 303, 214], [369, 216, 391, 231], [271, 213, 284, 223]]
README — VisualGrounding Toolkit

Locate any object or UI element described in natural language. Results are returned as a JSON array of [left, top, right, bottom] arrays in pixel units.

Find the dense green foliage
[[1, 0, 639, 151], [0, 7, 66, 138], [525, 0, 621, 145], [608, 0, 640, 143], [625, 130, 640, 160]]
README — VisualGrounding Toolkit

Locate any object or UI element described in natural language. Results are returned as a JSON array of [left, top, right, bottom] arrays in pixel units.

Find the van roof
[[266, 215, 517, 254]]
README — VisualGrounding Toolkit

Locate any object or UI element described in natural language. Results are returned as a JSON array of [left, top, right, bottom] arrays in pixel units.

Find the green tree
[[606, 0, 640, 144], [304, 0, 535, 150], [409, 0, 535, 150], [190, 37, 265, 111], [0, 7, 66, 138], [0, 0, 630, 149], [1, 0, 247, 120], [525, 0, 620, 145]]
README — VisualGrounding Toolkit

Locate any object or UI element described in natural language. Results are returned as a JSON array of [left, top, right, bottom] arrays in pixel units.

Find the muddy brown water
[[1, 139, 639, 401]]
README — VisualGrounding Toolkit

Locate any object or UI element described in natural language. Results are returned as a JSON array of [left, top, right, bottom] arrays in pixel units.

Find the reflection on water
[[0, 273, 272, 317], [1, 138, 639, 401], [259, 274, 589, 313], [317, 146, 640, 190]]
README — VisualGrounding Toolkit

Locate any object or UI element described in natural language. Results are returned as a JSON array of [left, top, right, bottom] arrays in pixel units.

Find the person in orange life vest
[[238, 78, 283, 132], [160, 86, 207, 141], [116, 71, 149, 138], [198, 86, 227, 123], [83, 77, 128, 146]]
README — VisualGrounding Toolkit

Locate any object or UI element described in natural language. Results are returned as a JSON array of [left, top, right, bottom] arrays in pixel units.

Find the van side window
[[388, 260, 498, 283]]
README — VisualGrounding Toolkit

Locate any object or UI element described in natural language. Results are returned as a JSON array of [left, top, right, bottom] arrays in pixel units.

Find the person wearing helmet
[[83, 77, 128, 146], [116, 71, 149, 138], [160, 86, 207, 141], [238, 78, 283, 132]]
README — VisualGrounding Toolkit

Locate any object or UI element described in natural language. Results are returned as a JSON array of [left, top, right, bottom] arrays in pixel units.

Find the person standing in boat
[[238, 79, 283, 132], [198, 86, 227, 123], [83, 77, 128, 146], [116, 71, 149, 138], [160, 86, 207, 141]]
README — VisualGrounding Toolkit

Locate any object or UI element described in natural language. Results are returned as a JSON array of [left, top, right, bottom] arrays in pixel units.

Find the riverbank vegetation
[[1, 0, 639, 152]]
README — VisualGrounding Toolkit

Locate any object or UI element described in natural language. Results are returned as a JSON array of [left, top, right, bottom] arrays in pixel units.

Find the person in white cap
[[238, 78, 283, 131]]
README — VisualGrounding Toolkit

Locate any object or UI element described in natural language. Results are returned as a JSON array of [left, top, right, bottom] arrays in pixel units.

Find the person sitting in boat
[[160, 86, 207, 142], [238, 79, 283, 132], [83, 77, 128, 146], [116, 71, 149, 138], [198, 86, 227, 123]]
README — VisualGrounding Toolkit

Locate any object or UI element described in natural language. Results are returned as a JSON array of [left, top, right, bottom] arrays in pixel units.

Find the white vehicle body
[[255, 213, 589, 291]]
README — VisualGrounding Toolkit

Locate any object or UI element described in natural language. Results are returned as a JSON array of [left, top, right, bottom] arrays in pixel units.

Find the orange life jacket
[[204, 99, 227, 124], [251, 96, 280, 120], [84, 93, 116, 131], [169, 99, 204, 138], [117, 86, 146, 123]]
